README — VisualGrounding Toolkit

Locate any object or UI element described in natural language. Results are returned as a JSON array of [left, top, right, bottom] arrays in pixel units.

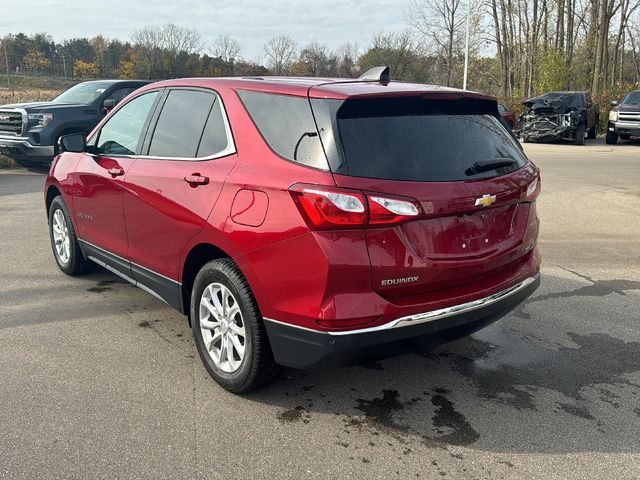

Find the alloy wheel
[[199, 282, 246, 373], [52, 209, 71, 265]]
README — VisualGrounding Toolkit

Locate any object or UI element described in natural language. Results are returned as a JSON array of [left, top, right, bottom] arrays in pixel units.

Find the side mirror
[[103, 99, 118, 113], [610, 100, 619, 107], [59, 133, 86, 153]]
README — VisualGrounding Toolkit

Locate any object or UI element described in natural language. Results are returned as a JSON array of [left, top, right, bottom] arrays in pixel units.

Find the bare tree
[[211, 34, 241, 75], [359, 31, 423, 81], [162, 24, 202, 56], [409, 0, 465, 86], [211, 35, 241, 63], [132, 24, 201, 77], [263, 35, 297, 75], [298, 42, 337, 76], [131, 26, 165, 78], [629, 20, 640, 80], [336, 42, 360, 77], [591, 0, 620, 94]]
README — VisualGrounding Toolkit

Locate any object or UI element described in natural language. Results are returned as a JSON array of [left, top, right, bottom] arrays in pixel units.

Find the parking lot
[[1, 139, 639, 479]]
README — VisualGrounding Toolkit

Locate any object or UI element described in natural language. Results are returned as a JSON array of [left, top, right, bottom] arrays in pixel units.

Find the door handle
[[184, 174, 209, 186], [108, 166, 125, 177]]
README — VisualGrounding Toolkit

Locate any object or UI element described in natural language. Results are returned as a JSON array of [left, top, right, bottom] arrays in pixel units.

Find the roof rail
[[358, 66, 390, 83]]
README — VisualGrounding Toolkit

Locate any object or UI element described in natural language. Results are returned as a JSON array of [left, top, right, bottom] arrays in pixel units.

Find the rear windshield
[[324, 97, 527, 182]]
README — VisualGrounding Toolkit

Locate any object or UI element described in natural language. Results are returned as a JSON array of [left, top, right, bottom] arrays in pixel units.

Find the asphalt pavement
[[1, 138, 639, 479]]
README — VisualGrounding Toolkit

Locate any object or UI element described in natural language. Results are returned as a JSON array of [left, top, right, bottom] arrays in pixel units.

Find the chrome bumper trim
[[0, 135, 54, 156], [264, 274, 539, 337]]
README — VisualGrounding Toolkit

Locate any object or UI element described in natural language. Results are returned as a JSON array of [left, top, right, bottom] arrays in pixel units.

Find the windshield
[[313, 96, 527, 182], [53, 82, 112, 105], [622, 91, 640, 105]]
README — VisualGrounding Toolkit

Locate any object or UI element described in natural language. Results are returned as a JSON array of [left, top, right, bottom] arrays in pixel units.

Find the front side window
[[96, 91, 158, 156], [105, 87, 137, 105], [148, 90, 220, 158], [237, 90, 328, 170]]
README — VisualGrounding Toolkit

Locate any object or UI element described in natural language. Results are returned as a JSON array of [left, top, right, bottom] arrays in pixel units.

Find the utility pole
[[463, 0, 471, 90], [3, 39, 10, 90], [62, 53, 67, 78]]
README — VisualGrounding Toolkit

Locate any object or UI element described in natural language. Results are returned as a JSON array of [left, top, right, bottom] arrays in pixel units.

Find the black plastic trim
[[79, 239, 183, 312], [263, 275, 540, 370]]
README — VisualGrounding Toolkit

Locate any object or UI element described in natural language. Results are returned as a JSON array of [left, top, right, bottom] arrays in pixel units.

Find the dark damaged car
[[519, 91, 599, 145]]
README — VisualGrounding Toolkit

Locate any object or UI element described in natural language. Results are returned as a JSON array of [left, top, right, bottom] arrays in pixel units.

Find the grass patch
[[0, 155, 18, 169]]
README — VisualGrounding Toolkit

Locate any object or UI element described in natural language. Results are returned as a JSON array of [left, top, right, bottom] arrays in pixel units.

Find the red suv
[[45, 67, 541, 393]]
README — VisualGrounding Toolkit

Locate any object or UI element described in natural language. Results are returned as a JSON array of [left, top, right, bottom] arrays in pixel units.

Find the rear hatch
[[310, 92, 540, 300]]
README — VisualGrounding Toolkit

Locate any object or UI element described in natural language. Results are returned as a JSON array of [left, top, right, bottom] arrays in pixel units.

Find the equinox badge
[[474, 194, 496, 207], [381, 276, 419, 286]]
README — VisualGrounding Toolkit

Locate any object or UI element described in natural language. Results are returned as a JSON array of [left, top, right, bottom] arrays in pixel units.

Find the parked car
[[0, 79, 150, 167], [498, 103, 516, 129], [606, 90, 640, 144], [45, 67, 541, 393], [519, 91, 599, 145]]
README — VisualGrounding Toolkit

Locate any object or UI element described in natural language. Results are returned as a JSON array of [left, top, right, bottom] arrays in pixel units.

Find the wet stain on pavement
[[556, 402, 595, 420], [277, 405, 305, 423], [431, 331, 640, 411], [86, 279, 125, 293], [529, 267, 640, 303], [354, 389, 410, 432], [359, 361, 385, 370], [431, 392, 480, 446]]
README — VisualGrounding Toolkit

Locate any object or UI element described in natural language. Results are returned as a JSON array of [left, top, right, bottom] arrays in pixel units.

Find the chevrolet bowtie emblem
[[474, 194, 496, 207]]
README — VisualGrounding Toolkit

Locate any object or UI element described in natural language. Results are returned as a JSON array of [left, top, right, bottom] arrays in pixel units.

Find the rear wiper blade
[[465, 158, 518, 176]]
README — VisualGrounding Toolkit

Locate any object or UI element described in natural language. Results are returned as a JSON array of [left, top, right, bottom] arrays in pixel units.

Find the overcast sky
[[1, 0, 410, 61]]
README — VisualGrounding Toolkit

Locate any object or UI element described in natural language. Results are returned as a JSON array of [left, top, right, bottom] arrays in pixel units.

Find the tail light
[[289, 186, 367, 229], [368, 195, 422, 225], [289, 184, 424, 230], [524, 175, 541, 202]]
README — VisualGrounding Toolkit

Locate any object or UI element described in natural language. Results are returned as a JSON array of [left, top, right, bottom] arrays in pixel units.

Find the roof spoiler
[[358, 66, 390, 83]]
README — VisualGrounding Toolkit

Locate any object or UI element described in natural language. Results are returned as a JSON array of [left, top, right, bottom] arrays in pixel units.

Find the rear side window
[[326, 97, 527, 182], [197, 100, 229, 158], [237, 90, 328, 170], [149, 90, 218, 158]]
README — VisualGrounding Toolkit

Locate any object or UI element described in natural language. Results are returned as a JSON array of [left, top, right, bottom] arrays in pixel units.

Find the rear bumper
[[0, 135, 54, 163], [264, 273, 540, 369]]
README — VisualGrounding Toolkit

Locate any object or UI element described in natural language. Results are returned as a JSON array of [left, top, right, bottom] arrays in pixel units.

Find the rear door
[[73, 90, 160, 268], [123, 88, 237, 306], [312, 94, 540, 299]]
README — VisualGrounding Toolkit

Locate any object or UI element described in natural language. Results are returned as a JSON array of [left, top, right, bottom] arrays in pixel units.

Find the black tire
[[191, 258, 280, 393], [587, 121, 598, 139], [620, 134, 631, 140], [605, 131, 618, 145], [574, 126, 586, 145], [48, 195, 92, 275]]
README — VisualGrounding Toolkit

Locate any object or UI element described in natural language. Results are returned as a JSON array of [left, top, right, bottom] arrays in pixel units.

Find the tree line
[[1, 0, 640, 108]]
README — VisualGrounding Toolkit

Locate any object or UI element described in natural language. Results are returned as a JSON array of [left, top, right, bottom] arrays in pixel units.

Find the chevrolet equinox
[[45, 67, 541, 393]]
